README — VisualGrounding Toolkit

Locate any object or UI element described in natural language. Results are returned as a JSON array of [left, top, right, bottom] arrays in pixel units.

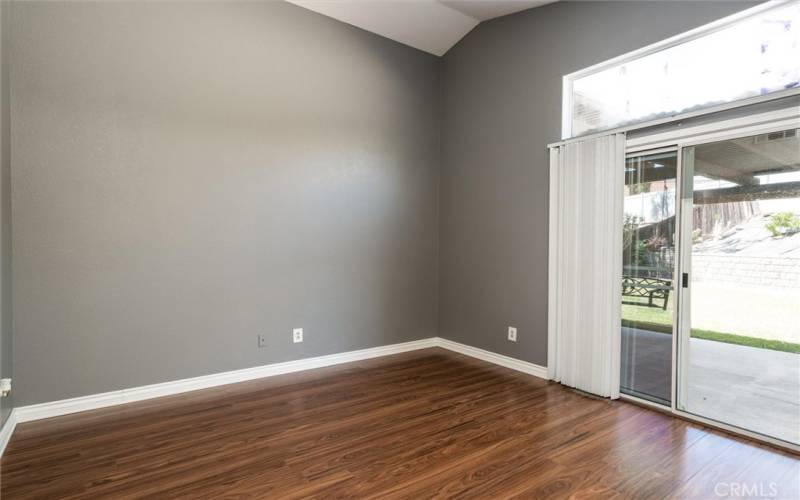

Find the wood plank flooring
[[1, 348, 798, 498]]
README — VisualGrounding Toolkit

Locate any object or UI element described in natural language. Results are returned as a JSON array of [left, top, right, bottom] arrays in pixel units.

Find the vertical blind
[[548, 133, 625, 398]]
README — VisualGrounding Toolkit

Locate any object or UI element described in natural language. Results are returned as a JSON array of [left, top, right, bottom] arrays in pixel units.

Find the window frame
[[622, 105, 800, 454], [561, 1, 799, 140]]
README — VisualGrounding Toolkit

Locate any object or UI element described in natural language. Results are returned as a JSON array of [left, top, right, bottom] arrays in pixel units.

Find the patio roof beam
[[695, 159, 761, 187], [693, 181, 800, 205]]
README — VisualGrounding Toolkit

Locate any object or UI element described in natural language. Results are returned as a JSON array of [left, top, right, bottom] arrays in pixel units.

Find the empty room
[[0, 0, 798, 498]]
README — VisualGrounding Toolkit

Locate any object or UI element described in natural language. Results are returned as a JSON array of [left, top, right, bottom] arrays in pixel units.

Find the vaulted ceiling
[[287, 0, 557, 56]]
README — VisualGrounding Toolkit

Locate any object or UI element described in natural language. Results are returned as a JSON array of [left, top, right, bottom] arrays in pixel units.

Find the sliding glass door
[[621, 119, 800, 448], [677, 128, 800, 445], [620, 150, 678, 405]]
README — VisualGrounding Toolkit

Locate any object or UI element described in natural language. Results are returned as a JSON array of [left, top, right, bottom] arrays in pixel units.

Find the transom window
[[562, 1, 800, 139]]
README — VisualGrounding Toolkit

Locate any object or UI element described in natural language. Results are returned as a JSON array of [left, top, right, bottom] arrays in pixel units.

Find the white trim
[[561, 75, 572, 140], [625, 146, 677, 158], [560, 0, 795, 140], [620, 393, 670, 413], [14, 338, 437, 423], [12, 337, 548, 424], [437, 338, 549, 379], [673, 147, 685, 412], [554, 89, 800, 147], [6, 333, 795, 453], [547, 145, 560, 380], [646, 350, 800, 454], [625, 106, 800, 152], [673, 407, 800, 454], [676, 145, 692, 414], [619, 395, 799, 455], [0, 409, 17, 458]]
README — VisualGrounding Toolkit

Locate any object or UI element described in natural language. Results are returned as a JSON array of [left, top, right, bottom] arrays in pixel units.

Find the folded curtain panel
[[547, 133, 625, 399]]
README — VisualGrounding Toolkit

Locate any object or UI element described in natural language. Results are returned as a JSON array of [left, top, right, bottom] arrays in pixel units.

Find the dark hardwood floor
[[1, 348, 798, 499]]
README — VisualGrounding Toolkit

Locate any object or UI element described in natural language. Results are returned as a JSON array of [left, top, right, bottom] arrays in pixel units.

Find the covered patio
[[621, 327, 800, 444]]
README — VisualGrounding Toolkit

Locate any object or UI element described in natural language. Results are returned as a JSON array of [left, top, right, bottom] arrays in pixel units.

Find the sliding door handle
[[682, 273, 689, 288]]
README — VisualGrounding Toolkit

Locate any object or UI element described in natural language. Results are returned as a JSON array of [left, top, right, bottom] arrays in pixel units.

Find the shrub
[[765, 212, 800, 237]]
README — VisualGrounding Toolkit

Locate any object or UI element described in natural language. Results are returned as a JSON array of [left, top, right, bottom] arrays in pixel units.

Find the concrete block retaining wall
[[692, 254, 800, 289]]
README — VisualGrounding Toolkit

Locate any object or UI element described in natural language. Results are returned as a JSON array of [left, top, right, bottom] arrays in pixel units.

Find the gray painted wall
[[1, 0, 12, 426], [438, 1, 757, 365], [6, 0, 766, 408], [10, 1, 440, 406]]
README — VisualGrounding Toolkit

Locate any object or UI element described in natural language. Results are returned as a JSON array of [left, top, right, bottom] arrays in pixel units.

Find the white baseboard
[[437, 337, 548, 379], [14, 338, 438, 423], [0, 408, 17, 458], [11, 336, 547, 427]]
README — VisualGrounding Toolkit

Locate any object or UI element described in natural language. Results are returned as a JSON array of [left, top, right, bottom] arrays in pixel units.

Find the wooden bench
[[622, 276, 671, 310]]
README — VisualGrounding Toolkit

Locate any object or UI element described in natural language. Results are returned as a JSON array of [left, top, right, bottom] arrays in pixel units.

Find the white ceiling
[[287, 0, 556, 56], [440, 0, 554, 21]]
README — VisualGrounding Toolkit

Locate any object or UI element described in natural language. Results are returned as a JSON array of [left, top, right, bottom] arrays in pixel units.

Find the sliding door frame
[[622, 145, 680, 407], [622, 106, 800, 453]]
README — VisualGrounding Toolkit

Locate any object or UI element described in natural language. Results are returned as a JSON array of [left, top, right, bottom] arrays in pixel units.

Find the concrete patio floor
[[621, 327, 800, 445]]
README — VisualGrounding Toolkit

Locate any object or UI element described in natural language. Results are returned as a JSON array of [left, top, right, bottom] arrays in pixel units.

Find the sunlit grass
[[692, 329, 800, 354], [621, 297, 800, 354], [622, 296, 673, 327]]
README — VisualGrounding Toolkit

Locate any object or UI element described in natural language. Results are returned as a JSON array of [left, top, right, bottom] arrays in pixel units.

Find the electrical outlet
[[293, 328, 303, 343], [258, 334, 267, 348], [0, 378, 11, 398], [508, 326, 517, 342]]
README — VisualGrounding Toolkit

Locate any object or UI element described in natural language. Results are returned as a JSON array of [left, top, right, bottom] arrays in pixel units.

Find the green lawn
[[621, 296, 673, 328], [691, 329, 800, 354], [621, 296, 800, 354]]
